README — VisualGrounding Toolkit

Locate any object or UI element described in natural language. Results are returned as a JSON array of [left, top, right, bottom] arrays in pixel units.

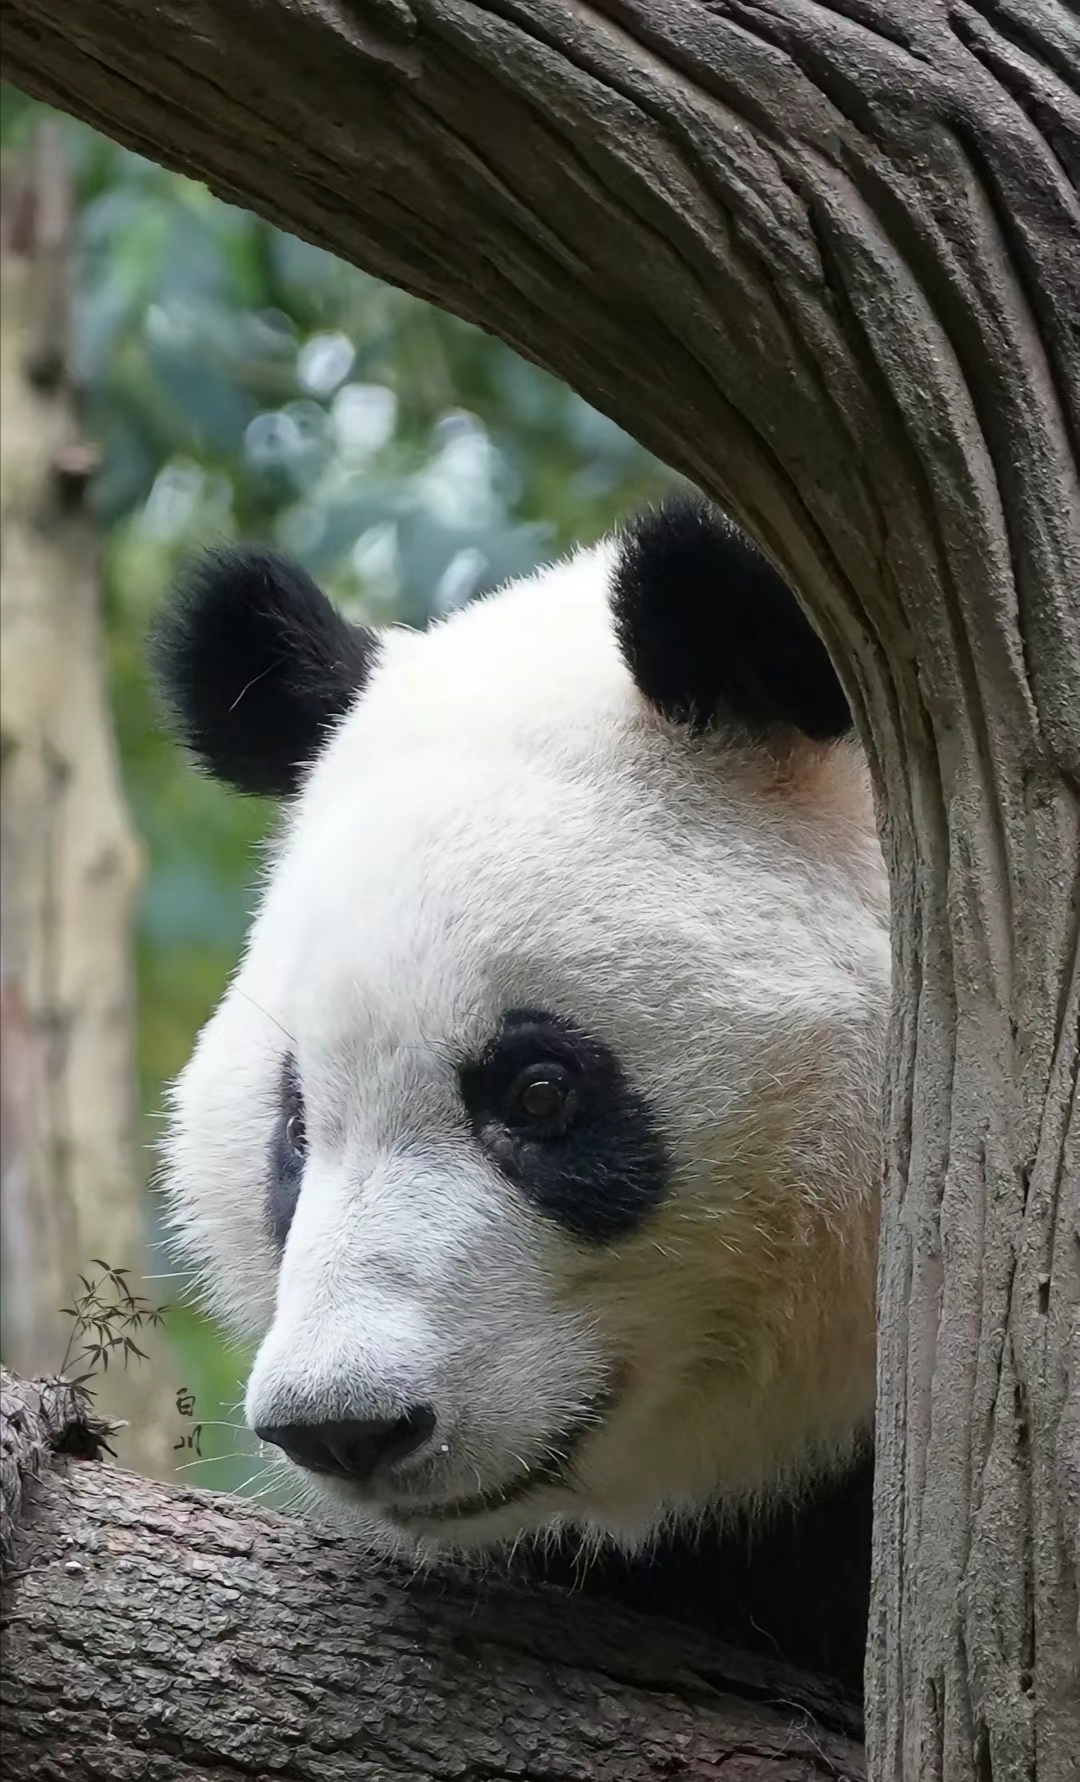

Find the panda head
[[156, 497, 889, 1557]]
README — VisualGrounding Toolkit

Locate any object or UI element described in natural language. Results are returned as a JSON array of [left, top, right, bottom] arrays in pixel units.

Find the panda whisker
[[228, 663, 275, 713], [174, 1450, 253, 1472], [232, 1462, 279, 1497], [394, 1036, 459, 1070], [234, 985, 297, 1046], [250, 1474, 300, 1507]]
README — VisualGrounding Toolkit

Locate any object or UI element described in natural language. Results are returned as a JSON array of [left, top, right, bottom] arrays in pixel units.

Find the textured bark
[[0, 1370, 865, 1782], [2, 5, 1077, 1779], [0, 126, 175, 1479]]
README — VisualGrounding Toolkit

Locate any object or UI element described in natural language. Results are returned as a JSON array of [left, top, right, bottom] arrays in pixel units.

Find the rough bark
[[1, 5, 1077, 1779], [0, 1370, 866, 1782], [0, 125, 175, 1479]]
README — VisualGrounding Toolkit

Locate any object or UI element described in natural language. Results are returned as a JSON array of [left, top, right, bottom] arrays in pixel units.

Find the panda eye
[[269, 1059, 308, 1251], [503, 1063, 578, 1138], [284, 1109, 307, 1161], [460, 1009, 668, 1244]]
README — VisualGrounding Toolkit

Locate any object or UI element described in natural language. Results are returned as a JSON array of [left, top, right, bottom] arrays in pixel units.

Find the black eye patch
[[459, 1009, 669, 1244], [268, 1055, 307, 1249]]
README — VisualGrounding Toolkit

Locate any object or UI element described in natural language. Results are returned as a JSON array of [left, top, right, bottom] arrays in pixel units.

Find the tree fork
[[1, 4, 1077, 1777]]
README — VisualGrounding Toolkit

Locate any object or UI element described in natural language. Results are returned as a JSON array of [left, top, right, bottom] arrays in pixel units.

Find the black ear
[[611, 497, 852, 740], [151, 548, 379, 798]]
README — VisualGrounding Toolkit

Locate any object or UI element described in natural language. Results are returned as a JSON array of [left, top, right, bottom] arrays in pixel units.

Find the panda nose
[[255, 1406, 437, 1482]]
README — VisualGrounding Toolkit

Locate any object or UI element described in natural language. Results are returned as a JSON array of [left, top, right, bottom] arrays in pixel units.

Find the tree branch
[[2, 2, 1076, 648], [0, 1370, 864, 1781]]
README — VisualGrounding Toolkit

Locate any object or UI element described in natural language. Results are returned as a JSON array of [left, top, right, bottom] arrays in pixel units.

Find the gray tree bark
[[1, 5, 1077, 1779], [0, 1370, 866, 1781]]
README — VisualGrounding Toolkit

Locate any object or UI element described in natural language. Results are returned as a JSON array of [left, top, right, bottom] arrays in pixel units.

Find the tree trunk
[[0, 1370, 866, 1782], [0, 125, 175, 1480], [2, 6, 1077, 1779]]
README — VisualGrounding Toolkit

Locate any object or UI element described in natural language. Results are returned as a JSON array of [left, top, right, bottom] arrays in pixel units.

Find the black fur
[[612, 497, 852, 739], [268, 1055, 306, 1250], [151, 548, 378, 797], [459, 1009, 669, 1243], [523, 1446, 875, 1701]]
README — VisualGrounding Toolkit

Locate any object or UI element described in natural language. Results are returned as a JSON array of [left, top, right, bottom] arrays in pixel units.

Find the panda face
[[158, 502, 889, 1554]]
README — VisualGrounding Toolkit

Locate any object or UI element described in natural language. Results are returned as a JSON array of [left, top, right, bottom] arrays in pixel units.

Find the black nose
[[255, 1406, 437, 1482]]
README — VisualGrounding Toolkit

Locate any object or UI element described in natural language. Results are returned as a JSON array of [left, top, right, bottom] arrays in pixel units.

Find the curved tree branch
[[2, 5, 1077, 1779]]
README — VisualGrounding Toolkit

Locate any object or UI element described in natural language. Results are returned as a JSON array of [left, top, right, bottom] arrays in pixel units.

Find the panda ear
[[151, 548, 379, 798], [611, 497, 852, 740]]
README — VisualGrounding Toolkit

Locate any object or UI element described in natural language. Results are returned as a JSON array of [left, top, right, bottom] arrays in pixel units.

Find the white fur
[[162, 541, 890, 1556]]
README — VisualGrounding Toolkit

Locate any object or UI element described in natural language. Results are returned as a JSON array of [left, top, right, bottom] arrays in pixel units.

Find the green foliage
[[59, 1261, 168, 1386], [4, 86, 677, 1495]]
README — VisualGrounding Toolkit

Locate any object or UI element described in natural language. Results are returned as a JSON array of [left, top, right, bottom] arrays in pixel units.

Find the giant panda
[[155, 496, 889, 1693]]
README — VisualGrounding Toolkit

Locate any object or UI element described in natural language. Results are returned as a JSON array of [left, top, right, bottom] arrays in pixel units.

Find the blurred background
[[0, 90, 677, 1501]]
